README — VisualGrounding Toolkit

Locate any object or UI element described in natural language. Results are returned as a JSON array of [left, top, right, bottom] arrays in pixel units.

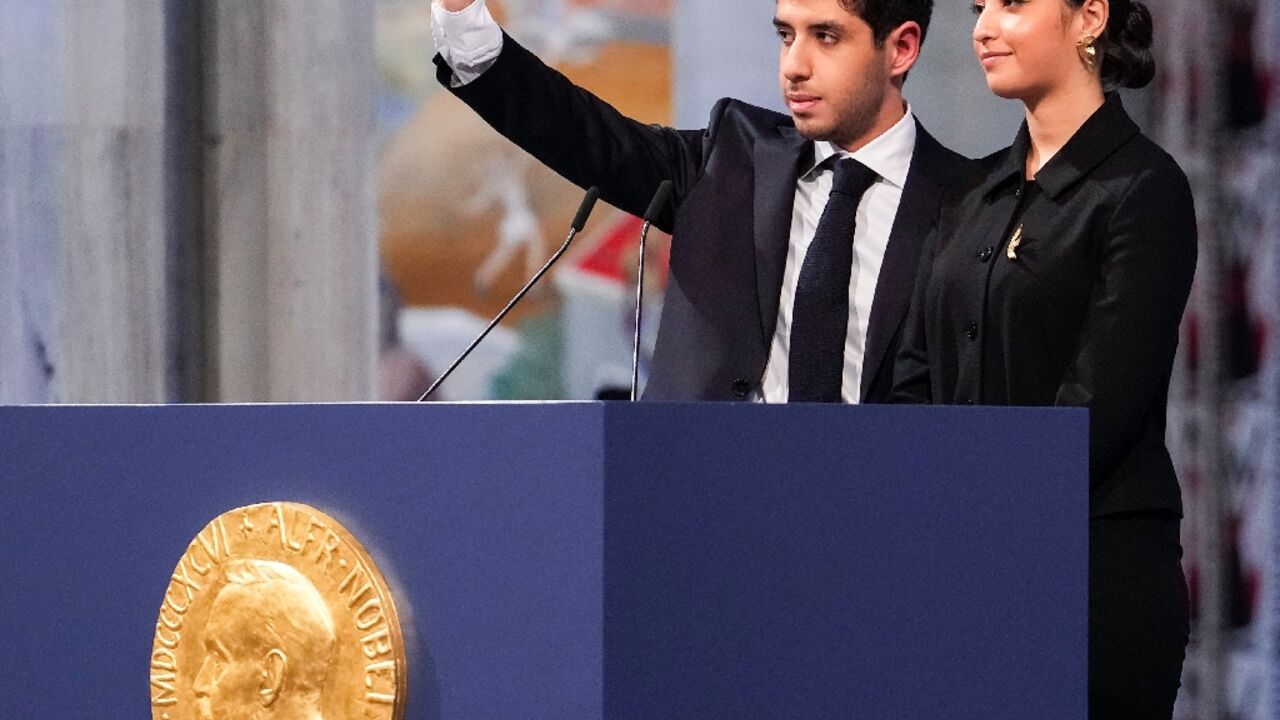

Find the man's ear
[[259, 649, 286, 708], [886, 21, 923, 83]]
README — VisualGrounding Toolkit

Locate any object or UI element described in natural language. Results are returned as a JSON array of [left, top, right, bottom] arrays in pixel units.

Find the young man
[[432, 0, 968, 402]]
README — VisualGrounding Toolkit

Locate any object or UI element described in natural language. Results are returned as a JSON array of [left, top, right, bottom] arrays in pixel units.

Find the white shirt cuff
[[431, 0, 504, 87]]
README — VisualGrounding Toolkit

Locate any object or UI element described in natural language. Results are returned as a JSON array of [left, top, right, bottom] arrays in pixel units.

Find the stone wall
[[0, 0, 377, 403]]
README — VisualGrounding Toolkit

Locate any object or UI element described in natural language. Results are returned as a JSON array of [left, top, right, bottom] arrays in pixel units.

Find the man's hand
[[437, 0, 476, 12]]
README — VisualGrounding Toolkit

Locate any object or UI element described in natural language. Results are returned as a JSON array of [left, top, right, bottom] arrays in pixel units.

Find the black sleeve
[[1053, 164, 1198, 481], [889, 221, 939, 404], [435, 34, 715, 234]]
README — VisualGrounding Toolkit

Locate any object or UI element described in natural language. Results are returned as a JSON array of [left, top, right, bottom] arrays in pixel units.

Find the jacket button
[[978, 246, 994, 263], [732, 379, 751, 399], [965, 322, 978, 341]]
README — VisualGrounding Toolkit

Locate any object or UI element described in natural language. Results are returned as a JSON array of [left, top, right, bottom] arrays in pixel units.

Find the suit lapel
[[859, 125, 948, 401], [753, 128, 808, 350]]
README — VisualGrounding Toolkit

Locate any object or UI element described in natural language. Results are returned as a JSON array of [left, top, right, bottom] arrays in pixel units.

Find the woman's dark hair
[[1070, 0, 1155, 88]]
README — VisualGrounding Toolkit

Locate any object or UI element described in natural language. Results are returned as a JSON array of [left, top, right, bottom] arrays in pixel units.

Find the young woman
[[892, 0, 1196, 715]]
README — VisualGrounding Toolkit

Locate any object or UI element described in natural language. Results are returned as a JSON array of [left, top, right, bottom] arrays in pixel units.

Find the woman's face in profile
[[969, 0, 1097, 101]]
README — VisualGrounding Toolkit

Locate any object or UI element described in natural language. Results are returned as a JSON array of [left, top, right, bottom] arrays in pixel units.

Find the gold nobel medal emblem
[[149, 502, 407, 720]]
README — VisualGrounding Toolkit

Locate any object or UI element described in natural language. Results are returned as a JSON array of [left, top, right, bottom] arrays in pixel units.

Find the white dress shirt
[[760, 115, 917, 404], [431, 0, 918, 404]]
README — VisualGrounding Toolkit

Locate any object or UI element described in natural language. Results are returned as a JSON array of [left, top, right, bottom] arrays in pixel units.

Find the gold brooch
[[1006, 224, 1023, 260]]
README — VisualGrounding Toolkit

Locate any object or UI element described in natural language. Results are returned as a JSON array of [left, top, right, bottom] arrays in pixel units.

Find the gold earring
[[1076, 35, 1097, 69]]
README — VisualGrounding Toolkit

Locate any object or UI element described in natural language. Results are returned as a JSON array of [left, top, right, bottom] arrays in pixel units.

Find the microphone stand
[[631, 180, 674, 401], [417, 187, 600, 402]]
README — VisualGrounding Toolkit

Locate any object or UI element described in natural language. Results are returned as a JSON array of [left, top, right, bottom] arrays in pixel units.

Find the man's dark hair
[[840, 0, 933, 46]]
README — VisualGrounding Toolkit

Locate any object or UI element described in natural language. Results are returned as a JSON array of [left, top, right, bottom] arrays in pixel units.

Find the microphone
[[417, 186, 601, 402], [630, 180, 674, 401]]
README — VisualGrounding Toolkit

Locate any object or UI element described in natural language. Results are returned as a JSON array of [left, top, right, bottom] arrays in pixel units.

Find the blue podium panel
[[602, 404, 1087, 719], [0, 404, 607, 720], [0, 403, 1086, 720]]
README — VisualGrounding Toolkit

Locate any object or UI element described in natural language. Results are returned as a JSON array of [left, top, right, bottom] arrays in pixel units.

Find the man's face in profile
[[191, 560, 336, 720], [193, 589, 268, 720]]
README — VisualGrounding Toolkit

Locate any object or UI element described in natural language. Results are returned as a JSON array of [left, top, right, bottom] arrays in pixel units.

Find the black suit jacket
[[437, 35, 969, 402], [893, 94, 1198, 517]]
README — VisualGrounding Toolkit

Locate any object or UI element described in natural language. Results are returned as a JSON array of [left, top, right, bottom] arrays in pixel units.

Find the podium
[[0, 403, 1086, 719]]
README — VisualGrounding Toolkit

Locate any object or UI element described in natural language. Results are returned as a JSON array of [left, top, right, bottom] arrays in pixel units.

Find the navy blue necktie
[[789, 157, 879, 402]]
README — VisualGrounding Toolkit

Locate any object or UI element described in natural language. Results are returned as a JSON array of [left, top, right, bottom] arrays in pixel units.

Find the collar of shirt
[[799, 105, 917, 189], [980, 92, 1140, 201]]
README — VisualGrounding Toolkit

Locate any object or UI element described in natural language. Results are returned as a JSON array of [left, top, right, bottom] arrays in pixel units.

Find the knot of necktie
[[830, 156, 879, 199]]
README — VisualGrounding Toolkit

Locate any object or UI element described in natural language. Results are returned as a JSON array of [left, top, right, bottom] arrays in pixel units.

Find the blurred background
[[0, 0, 1275, 716]]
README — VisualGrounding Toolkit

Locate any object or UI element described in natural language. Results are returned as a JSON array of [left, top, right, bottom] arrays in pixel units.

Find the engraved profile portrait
[[193, 559, 336, 720]]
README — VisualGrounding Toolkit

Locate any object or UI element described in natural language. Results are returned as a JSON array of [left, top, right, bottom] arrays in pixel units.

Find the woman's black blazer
[[893, 94, 1198, 518]]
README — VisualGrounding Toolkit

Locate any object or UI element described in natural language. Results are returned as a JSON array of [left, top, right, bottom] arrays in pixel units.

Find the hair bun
[[1102, 0, 1155, 89], [1118, 1, 1154, 51]]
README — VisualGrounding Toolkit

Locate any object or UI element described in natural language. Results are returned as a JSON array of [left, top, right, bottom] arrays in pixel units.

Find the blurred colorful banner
[[375, 0, 672, 401]]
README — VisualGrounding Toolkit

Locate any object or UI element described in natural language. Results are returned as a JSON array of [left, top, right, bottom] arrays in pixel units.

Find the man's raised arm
[[427, 0, 718, 229]]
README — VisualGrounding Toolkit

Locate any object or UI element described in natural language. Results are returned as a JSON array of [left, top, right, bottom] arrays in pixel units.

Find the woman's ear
[[1078, 0, 1109, 40]]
